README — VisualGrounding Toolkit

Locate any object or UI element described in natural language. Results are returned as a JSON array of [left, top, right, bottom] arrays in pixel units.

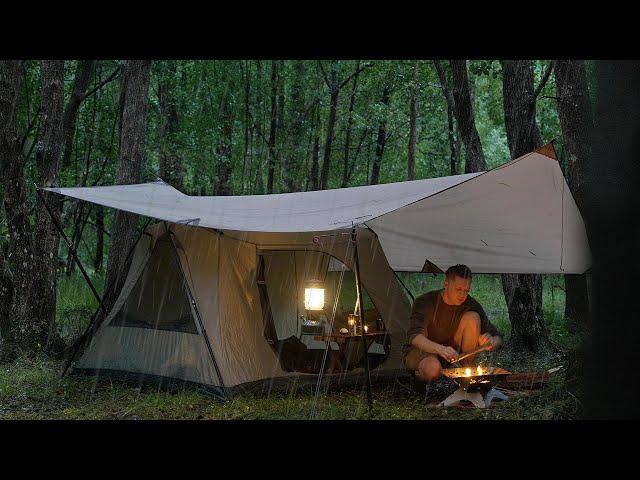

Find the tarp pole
[[37, 187, 107, 317], [352, 226, 373, 413]]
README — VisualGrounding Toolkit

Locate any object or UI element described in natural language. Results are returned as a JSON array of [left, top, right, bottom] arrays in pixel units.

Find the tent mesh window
[[109, 235, 198, 334]]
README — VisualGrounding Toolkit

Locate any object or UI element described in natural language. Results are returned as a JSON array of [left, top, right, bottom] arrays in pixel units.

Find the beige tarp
[[45, 150, 590, 274]]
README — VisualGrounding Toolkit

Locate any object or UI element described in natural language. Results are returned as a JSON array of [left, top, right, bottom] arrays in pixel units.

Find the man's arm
[[469, 297, 502, 350], [411, 333, 459, 362]]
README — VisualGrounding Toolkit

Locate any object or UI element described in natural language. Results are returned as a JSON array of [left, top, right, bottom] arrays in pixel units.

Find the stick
[[452, 345, 491, 364]]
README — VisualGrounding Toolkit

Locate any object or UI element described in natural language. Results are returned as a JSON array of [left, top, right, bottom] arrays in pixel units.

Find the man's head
[[442, 264, 472, 306]]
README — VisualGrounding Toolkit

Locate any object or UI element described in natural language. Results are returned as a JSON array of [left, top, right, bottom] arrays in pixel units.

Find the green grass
[[55, 269, 105, 340], [0, 356, 580, 420]]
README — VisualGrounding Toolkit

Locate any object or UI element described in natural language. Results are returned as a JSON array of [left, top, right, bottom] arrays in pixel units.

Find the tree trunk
[[320, 88, 339, 190], [370, 82, 390, 185], [241, 60, 250, 194], [283, 61, 305, 193], [500, 60, 548, 352], [277, 60, 286, 192], [450, 60, 487, 172], [101, 60, 152, 325], [433, 60, 458, 175], [60, 61, 96, 170], [555, 60, 593, 327], [94, 205, 104, 271], [267, 60, 278, 194], [0, 60, 24, 350], [407, 61, 418, 181], [342, 63, 360, 187], [157, 60, 184, 191], [7, 61, 64, 350], [309, 105, 320, 191], [252, 60, 265, 195], [214, 75, 235, 196]]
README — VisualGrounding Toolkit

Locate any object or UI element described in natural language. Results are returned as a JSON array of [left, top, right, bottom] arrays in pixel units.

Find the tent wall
[[77, 223, 412, 388], [76, 225, 220, 386]]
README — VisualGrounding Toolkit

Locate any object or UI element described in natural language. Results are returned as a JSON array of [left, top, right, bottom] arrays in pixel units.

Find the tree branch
[[338, 62, 372, 91], [532, 60, 555, 103], [317, 60, 331, 89], [433, 60, 456, 112], [81, 66, 120, 102]]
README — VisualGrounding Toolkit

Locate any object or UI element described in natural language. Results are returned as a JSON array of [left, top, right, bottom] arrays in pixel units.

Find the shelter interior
[[258, 249, 390, 374]]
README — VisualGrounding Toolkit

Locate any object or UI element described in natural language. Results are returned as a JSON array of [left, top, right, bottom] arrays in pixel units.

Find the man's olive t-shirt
[[402, 289, 499, 358]]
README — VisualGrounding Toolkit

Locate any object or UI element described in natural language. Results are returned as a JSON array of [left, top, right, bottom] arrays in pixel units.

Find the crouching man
[[402, 264, 503, 382]]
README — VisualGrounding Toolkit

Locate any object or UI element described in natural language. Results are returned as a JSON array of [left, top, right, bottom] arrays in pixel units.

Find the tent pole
[[352, 226, 373, 413], [167, 230, 227, 397], [60, 215, 153, 378]]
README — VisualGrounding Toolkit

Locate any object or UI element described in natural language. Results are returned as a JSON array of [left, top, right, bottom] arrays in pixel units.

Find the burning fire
[[464, 365, 487, 377]]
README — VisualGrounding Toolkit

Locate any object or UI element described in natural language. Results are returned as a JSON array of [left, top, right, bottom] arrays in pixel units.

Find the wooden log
[[496, 372, 550, 390]]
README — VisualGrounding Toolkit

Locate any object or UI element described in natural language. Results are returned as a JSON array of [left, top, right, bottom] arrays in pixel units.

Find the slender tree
[[309, 103, 320, 191], [214, 65, 236, 196], [341, 62, 361, 187], [433, 60, 458, 175], [60, 61, 96, 170], [370, 75, 391, 185], [500, 60, 551, 351], [450, 60, 487, 172], [94, 205, 104, 271], [157, 61, 184, 190], [267, 60, 278, 194], [100, 60, 152, 325], [555, 60, 592, 327], [32, 61, 66, 350], [0, 60, 24, 351], [318, 61, 370, 190], [283, 61, 305, 193], [407, 61, 419, 181]]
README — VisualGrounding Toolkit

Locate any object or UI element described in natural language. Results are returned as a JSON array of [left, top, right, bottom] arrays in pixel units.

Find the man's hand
[[478, 333, 501, 351], [438, 345, 459, 363]]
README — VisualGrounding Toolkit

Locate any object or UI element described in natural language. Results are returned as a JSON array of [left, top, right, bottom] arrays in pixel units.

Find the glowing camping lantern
[[347, 314, 358, 335], [304, 280, 325, 311]]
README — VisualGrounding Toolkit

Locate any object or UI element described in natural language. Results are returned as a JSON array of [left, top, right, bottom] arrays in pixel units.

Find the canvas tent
[[45, 146, 591, 397]]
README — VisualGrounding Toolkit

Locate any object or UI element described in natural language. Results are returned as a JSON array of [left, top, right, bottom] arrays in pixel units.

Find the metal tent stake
[[352, 227, 373, 413]]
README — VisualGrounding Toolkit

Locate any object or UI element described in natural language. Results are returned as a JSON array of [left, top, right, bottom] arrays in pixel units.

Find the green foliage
[[56, 269, 105, 340]]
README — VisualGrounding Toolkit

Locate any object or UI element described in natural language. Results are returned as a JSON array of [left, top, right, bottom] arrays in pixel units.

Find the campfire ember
[[442, 366, 512, 393], [439, 365, 513, 408]]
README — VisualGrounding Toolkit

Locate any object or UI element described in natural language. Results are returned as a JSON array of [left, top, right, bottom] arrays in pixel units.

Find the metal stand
[[439, 387, 508, 408], [351, 227, 373, 413]]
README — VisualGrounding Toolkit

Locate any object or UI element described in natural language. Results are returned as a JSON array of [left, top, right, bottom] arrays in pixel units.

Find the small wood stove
[[439, 367, 512, 408]]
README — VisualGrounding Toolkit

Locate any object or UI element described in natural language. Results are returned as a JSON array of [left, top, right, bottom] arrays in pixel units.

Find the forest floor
[[0, 345, 584, 420]]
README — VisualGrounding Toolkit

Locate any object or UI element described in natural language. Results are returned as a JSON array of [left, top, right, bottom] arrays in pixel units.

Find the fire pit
[[439, 366, 512, 408]]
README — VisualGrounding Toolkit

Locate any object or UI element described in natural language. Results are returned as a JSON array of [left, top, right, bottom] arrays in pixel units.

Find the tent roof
[[44, 149, 591, 274]]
